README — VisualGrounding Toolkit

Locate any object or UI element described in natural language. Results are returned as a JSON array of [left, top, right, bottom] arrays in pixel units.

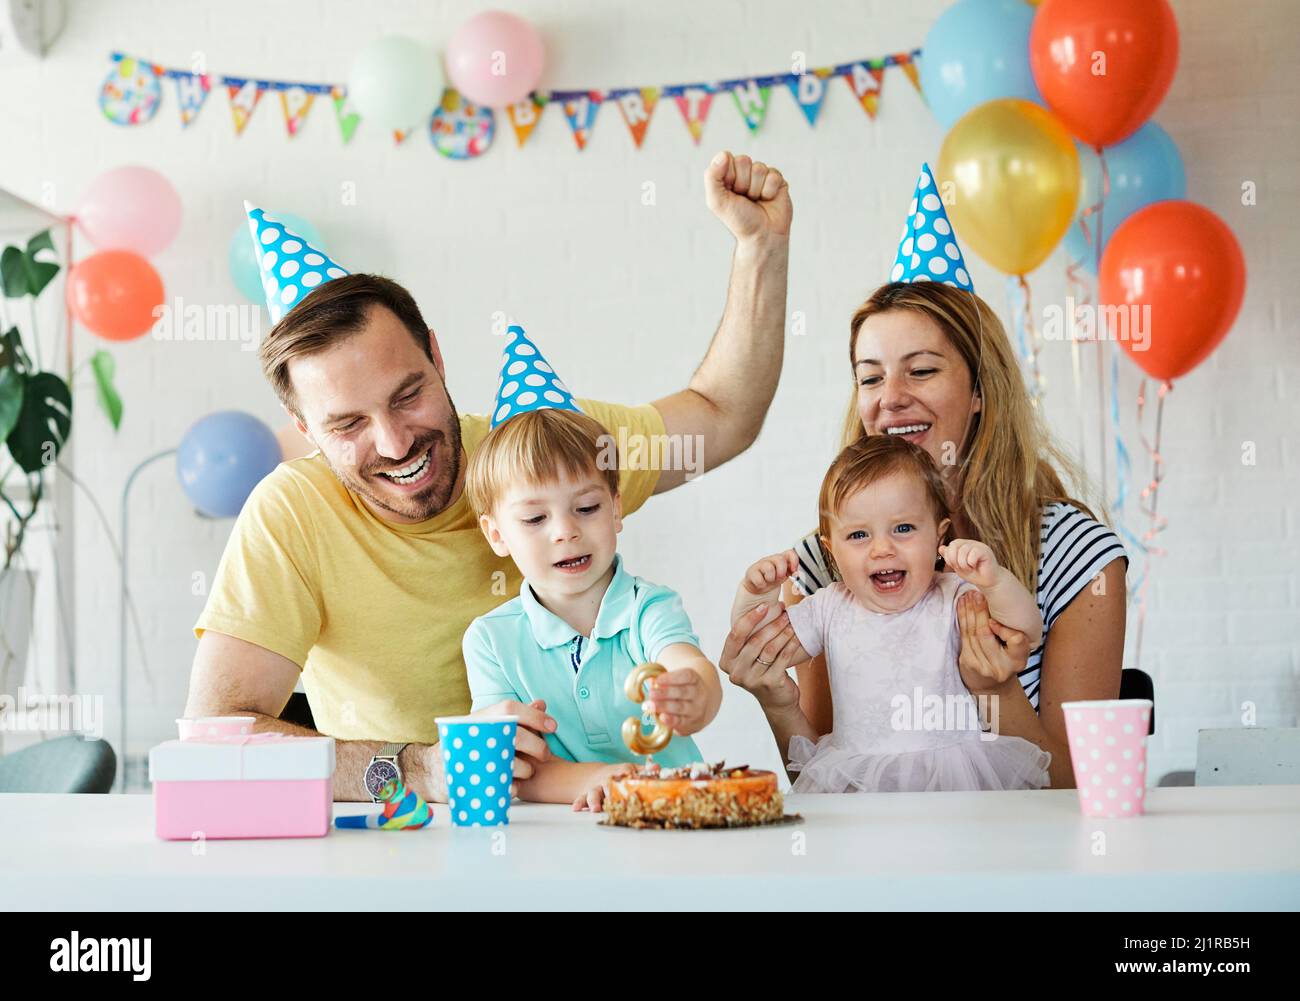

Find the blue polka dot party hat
[[244, 201, 350, 323], [889, 163, 974, 292], [491, 325, 581, 428]]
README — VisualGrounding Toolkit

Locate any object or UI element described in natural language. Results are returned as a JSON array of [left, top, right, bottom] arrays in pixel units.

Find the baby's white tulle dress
[[784, 574, 1051, 793]]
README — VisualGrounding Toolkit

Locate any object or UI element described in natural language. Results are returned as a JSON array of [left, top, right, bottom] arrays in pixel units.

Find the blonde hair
[[838, 281, 1098, 591], [817, 435, 951, 582], [465, 408, 620, 516]]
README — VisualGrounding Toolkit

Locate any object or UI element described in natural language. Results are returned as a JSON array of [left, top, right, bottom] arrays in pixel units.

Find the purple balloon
[[177, 411, 281, 518]]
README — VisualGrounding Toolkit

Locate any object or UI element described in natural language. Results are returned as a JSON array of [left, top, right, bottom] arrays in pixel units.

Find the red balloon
[[1099, 201, 1245, 382], [66, 250, 164, 341], [1030, 0, 1179, 147]]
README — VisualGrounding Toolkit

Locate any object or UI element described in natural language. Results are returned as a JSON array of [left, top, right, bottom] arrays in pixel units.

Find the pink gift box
[[148, 732, 335, 840]]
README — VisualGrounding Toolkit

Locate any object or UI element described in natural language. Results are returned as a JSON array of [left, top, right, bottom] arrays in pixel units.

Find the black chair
[[1119, 667, 1155, 735], [0, 736, 116, 793], [279, 691, 317, 730]]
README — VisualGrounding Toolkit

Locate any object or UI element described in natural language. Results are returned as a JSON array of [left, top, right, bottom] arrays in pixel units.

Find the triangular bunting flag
[[730, 79, 770, 134], [615, 87, 659, 148], [673, 87, 714, 145], [895, 52, 922, 96], [330, 86, 361, 144], [393, 127, 415, 145], [279, 87, 315, 138], [505, 94, 546, 148], [172, 71, 211, 128], [561, 91, 603, 151], [844, 61, 885, 119], [226, 79, 265, 135], [787, 68, 833, 127]]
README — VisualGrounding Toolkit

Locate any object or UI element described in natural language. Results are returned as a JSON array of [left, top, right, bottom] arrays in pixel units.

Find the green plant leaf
[[0, 246, 26, 297], [0, 366, 23, 442], [23, 230, 59, 297], [90, 350, 123, 430], [0, 230, 59, 298], [5, 371, 72, 473], [0, 326, 31, 373]]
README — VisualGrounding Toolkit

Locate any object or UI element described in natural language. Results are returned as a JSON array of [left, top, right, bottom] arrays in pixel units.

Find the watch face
[[365, 759, 399, 799]]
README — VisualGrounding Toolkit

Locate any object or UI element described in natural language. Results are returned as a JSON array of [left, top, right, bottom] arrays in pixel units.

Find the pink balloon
[[445, 10, 545, 108], [76, 165, 182, 256]]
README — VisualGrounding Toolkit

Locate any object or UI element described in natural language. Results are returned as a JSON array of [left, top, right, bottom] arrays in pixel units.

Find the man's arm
[[185, 631, 556, 803], [652, 151, 792, 493]]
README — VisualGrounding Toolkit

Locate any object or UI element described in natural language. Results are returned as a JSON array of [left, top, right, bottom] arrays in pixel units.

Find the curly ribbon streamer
[[1006, 274, 1045, 408], [622, 662, 673, 756], [1131, 379, 1172, 671]]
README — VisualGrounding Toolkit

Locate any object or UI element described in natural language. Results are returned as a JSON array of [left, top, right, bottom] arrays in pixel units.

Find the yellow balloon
[[937, 98, 1080, 276]]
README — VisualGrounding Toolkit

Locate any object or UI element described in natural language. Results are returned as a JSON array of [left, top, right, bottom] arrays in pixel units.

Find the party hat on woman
[[889, 163, 974, 292], [244, 201, 350, 323], [491, 325, 581, 428]]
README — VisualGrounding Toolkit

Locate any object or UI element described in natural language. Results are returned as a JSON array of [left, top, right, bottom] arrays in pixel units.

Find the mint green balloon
[[228, 213, 324, 304], [347, 36, 444, 131]]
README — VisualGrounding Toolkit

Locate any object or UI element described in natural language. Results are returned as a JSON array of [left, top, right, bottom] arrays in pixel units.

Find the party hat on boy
[[889, 163, 974, 293], [244, 201, 350, 323], [491, 325, 581, 428]]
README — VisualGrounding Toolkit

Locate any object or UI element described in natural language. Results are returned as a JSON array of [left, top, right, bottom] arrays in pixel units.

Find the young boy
[[462, 327, 722, 811]]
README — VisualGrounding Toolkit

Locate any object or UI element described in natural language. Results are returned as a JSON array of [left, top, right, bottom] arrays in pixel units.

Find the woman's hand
[[956, 590, 1031, 693], [718, 603, 803, 713]]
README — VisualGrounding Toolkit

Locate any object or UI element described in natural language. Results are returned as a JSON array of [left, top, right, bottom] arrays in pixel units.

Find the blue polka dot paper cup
[[436, 716, 517, 827]]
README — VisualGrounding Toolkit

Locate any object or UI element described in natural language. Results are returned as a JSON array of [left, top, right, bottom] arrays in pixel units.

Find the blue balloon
[[177, 411, 282, 518], [228, 212, 325, 305], [1064, 122, 1186, 273], [920, 0, 1044, 130]]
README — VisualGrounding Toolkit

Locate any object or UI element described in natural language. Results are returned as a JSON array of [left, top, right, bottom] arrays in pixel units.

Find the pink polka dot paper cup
[[176, 716, 256, 741], [1062, 699, 1152, 818]]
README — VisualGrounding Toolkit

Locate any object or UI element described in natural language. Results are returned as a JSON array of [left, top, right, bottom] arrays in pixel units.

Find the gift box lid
[[148, 733, 336, 782]]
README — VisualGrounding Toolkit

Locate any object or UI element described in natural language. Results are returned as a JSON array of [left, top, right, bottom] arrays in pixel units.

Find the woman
[[722, 280, 1128, 790]]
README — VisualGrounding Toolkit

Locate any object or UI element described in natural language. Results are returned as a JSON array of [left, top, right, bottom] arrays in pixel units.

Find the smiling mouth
[[884, 423, 932, 438], [376, 448, 431, 485], [870, 569, 907, 591], [554, 554, 592, 573]]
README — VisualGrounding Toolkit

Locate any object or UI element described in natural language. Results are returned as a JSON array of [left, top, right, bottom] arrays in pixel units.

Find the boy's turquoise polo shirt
[[463, 553, 704, 767]]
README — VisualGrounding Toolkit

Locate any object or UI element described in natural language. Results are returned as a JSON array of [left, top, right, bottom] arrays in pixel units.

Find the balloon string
[[1132, 378, 1171, 671], [1093, 146, 1111, 508]]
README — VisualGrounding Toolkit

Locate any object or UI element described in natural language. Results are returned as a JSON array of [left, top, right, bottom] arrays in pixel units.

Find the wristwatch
[[364, 742, 409, 802]]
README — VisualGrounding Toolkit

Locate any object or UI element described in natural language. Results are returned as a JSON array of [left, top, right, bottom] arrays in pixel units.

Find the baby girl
[[730, 434, 1051, 792]]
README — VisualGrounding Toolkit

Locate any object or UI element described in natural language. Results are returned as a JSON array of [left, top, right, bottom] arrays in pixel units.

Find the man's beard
[[325, 391, 464, 523]]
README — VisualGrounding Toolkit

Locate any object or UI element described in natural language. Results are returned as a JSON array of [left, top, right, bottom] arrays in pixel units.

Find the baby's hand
[[940, 538, 1000, 589], [743, 550, 800, 595]]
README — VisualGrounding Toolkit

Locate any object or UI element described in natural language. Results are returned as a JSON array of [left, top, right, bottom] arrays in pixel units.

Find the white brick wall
[[0, 0, 1294, 786]]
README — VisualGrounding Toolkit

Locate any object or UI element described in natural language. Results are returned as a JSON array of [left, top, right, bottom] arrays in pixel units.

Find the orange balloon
[[1099, 201, 1245, 382], [1030, 0, 1179, 147], [66, 250, 164, 341]]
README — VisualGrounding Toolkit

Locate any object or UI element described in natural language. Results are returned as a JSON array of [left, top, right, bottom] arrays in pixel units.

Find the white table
[[3, 786, 1298, 910]]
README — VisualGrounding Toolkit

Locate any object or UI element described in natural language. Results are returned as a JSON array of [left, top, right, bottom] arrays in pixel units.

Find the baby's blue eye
[[895, 524, 914, 534], [847, 530, 866, 541]]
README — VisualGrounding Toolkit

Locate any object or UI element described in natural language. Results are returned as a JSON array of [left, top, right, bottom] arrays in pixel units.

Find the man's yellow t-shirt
[[194, 399, 664, 744]]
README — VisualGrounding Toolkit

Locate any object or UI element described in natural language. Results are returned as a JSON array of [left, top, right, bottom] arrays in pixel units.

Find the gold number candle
[[622, 662, 673, 756]]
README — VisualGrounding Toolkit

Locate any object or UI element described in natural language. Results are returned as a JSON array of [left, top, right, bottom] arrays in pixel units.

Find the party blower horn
[[334, 777, 434, 831]]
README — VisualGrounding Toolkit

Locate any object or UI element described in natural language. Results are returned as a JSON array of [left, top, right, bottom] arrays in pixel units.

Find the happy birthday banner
[[100, 49, 923, 158]]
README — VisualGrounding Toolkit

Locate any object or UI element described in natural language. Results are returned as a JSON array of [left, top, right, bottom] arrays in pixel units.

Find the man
[[184, 151, 792, 803]]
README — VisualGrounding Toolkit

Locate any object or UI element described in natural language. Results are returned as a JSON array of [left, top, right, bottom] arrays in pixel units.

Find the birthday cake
[[604, 760, 785, 829]]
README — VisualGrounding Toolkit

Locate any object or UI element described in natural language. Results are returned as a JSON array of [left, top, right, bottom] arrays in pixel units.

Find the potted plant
[[0, 228, 120, 690]]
